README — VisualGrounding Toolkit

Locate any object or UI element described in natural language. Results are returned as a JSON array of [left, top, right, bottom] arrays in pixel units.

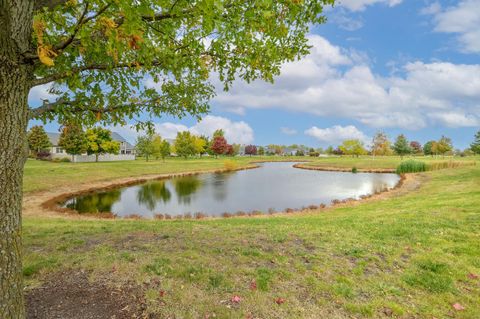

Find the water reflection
[[63, 162, 401, 218], [136, 181, 171, 210], [211, 172, 234, 201], [65, 190, 121, 213], [174, 176, 202, 204]]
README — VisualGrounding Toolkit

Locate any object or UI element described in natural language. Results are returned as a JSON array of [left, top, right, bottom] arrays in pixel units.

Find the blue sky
[[30, 0, 480, 149]]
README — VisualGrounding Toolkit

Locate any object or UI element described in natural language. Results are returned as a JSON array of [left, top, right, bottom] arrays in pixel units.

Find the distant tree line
[[135, 129, 247, 160], [26, 124, 121, 161], [322, 131, 478, 158]]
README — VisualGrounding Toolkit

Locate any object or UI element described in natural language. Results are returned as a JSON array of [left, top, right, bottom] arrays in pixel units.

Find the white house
[[47, 131, 136, 162]]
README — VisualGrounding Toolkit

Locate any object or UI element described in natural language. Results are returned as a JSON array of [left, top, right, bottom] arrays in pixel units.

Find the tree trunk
[[1, 1, 35, 317]]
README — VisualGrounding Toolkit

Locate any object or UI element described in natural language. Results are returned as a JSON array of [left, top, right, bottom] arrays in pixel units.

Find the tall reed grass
[[396, 160, 427, 174], [396, 160, 476, 174], [427, 161, 476, 171]]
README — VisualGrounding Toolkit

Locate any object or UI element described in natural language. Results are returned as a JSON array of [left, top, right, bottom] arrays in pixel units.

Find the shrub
[[396, 160, 427, 174], [223, 159, 237, 171], [36, 150, 51, 161], [60, 157, 71, 162], [351, 167, 358, 173]]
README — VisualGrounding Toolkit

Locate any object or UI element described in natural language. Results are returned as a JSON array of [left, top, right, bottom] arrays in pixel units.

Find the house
[[47, 131, 136, 162], [110, 132, 136, 155]]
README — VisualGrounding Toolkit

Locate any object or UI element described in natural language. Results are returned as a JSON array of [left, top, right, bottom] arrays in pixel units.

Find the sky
[[30, 0, 480, 149]]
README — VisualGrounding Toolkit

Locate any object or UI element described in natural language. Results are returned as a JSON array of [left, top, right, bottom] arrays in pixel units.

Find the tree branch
[[28, 97, 155, 120], [53, 2, 112, 52], [30, 60, 165, 87]]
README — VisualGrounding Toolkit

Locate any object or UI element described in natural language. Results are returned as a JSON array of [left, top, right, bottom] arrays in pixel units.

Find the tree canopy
[[58, 123, 88, 157], [29, 0, 334, 129], [371, 131, 392, 156], [245, 145, 257, 156], [174, 131, 197, 158], [393, 134, 411, 159], [434, 136, 453, 156], [85, 127, 120, 161], [136, 134, 154, 161], [339, 139, 367, 157], [27, 125, 52, 155]]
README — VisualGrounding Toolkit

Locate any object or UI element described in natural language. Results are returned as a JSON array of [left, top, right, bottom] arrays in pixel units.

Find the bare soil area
[[26, 270, 147, 319]]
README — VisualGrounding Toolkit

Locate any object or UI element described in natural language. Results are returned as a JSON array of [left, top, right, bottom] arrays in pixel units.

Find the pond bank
[[23, 163, 259, 219], [24, 161, 420, 220]]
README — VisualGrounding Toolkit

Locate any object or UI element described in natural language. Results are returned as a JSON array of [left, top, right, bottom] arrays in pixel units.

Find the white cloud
[[213, 35, 480, 130], [28, 84, 58, 105], [155, 123, 189, 139], [429, 111, 479, 127], [111, 116, 254, 145], [280, 127, 297, 135], [425, 0, 480, 53], [189, 115, 254, 144], [338, 0, 402, 11], [420, 2, 441, 15], [305, 125, 369, 144]]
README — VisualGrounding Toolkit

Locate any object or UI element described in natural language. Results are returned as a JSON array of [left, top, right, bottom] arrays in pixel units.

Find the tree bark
[[0, 1, 35, 317]]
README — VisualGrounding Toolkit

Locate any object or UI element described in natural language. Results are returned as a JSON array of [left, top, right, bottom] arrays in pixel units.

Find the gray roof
[[110, 132, 127, 142], [47, 132, 60, 146], [47, 131, 133, 149]]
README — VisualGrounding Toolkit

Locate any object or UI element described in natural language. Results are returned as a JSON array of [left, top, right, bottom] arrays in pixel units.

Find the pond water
[[63, 162, 400, 218]]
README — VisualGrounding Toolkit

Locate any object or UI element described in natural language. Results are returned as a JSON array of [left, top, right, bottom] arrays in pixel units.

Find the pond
[[62, 162, 400, 218]]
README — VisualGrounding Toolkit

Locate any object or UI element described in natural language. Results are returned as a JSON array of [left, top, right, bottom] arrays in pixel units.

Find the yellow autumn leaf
[[38, 45, 57, 67]]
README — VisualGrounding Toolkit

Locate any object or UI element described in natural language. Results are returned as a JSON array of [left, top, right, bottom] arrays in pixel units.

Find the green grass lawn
[[22, 156, 480, 318]]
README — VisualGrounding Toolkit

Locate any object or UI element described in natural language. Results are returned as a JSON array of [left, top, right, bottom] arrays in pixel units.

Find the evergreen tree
[[393, 134, 411, 159], [27, 125, 51, 156], [470, 131, 480, 155]]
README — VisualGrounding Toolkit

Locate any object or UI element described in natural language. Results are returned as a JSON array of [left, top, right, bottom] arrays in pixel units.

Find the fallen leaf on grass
[[275, 298, 286, 305], [159, 290, 166, 297], [231, 295, 241, 303], [250, 281, 257, 290], [467, 273, 478, 279], [452, 303, 465, 311]]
